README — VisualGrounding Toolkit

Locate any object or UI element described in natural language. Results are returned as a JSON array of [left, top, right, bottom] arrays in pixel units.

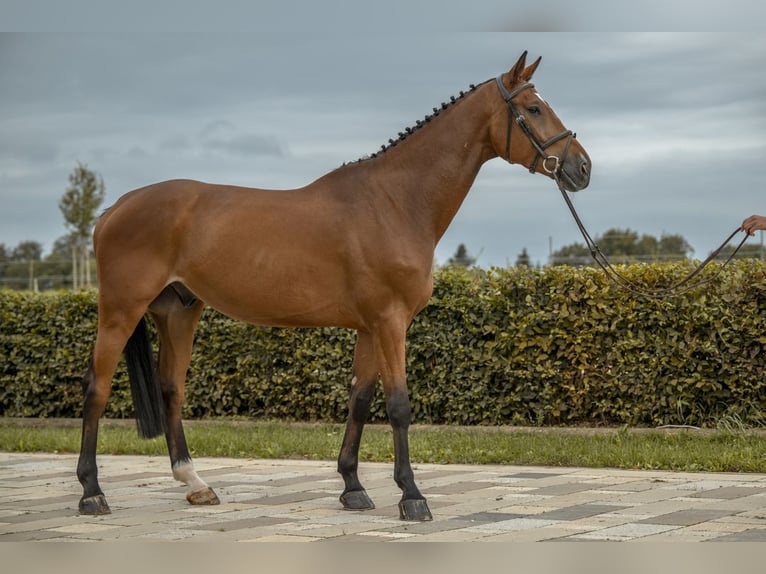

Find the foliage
[[716, 243, 766, 261], [0, 236, 96, 291], [446, 243, 476, 268], [10, 241, 44, 262], [59, 162, 105, 289], [0, 241, 47, 291], [59, 162, 105, 241], [1, 260, 765, 427], [515, 247, 531, 267], [551, 227, 693, 266]]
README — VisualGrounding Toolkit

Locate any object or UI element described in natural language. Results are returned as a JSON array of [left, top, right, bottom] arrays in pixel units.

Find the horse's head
[[490, 51, 591, 192]]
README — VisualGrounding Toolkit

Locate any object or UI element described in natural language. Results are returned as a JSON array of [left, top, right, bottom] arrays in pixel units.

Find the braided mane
[[346, 79, 489, 165]]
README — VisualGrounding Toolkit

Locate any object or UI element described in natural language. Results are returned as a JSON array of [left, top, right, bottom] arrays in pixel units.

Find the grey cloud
[[0, 135, 59, 164], [159, 135, 192, 151], [202, 133, 287, 158]]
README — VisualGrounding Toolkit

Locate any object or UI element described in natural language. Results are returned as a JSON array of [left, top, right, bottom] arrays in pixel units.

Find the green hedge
[[1, 262, 765, 427]]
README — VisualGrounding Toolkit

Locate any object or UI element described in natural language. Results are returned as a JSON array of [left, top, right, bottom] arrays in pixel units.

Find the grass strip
[[1, 419, 765, 473]]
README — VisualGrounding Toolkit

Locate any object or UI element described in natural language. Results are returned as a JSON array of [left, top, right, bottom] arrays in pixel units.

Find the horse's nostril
[[581, 160, 590, 176]]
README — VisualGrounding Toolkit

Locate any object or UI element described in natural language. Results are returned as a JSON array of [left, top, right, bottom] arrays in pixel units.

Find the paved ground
[[2, 452, 766, 542]]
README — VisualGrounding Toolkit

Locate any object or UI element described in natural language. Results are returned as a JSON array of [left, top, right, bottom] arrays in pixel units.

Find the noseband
[[495, 76, 576, 187]]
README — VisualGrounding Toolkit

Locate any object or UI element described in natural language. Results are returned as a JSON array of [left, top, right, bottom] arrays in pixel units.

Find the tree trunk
[[71, 244, 78, 290], [84, 243, 91, 287]]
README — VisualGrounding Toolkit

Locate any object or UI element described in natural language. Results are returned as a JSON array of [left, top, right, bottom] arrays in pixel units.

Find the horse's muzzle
[[561, 152, 591, 192]]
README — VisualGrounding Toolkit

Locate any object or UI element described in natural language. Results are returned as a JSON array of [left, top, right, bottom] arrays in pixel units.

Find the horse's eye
[[527, 105, 541, 116]]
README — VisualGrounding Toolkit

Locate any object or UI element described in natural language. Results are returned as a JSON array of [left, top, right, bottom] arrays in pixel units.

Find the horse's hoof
[[340, 489, 375, 511], [187, 487, 220, 505], [79, 494, 111, 515], [398, 498, 432, 521]]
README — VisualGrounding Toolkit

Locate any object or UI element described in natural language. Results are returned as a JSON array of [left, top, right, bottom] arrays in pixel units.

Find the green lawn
[[1, 418, 765, 473]]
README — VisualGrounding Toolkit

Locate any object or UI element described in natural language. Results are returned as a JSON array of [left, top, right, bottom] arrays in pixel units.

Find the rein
[[553, 175, 749, 299], [496, 75, 750, 299]]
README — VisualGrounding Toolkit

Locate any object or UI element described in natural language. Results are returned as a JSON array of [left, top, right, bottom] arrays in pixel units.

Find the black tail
[[124, 317, 165, 438]]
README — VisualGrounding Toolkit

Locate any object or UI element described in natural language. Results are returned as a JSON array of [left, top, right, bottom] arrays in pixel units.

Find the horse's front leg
[[338, 331, 377, 511], [375, 318, 432, 521]]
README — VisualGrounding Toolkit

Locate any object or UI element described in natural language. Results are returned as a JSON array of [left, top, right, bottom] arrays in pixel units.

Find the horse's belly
[[181, 268, 360, 330]]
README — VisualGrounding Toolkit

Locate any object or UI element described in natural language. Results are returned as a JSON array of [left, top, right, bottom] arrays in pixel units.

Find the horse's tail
[[124, 317, 165, 439]]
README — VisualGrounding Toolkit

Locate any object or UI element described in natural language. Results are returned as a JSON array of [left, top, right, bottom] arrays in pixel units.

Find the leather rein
[[496, 76, 750, 299]]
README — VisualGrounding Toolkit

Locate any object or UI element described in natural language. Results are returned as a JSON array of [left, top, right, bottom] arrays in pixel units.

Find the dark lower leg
[[387, 389, 432, 521], [338, 378, 376, 510], [77, 360, 111, 514]]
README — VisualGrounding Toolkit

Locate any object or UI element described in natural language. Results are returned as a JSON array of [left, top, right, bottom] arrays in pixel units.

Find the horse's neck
[[352, 83, 497, 244]]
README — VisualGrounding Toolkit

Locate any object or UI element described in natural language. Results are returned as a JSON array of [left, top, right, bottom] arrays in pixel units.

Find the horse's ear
[[521, 56, 542, 82], [508, 51, 528, 83]]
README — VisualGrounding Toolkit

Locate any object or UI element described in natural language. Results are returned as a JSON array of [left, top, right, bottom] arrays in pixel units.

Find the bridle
[[495, 75, 577, 190], [496, 75, 750, 299]]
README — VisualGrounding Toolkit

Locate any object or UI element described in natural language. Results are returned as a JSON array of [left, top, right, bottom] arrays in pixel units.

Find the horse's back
[[94, 179, 364, 326], [96, 179, 316, 248]]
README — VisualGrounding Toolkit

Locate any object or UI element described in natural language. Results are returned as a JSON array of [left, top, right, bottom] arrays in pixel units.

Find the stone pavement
[[2, 452, 766, 542]]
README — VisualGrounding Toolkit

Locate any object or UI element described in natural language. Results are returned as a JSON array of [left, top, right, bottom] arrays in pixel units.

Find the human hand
[[742, 214, 766, 236]]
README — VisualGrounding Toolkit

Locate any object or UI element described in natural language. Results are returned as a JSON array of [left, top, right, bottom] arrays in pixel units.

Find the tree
[[715, 243, 765, 261], [59, 162, 105, 289], [549, 243, 591, 266], [550, 228, 694, 266], [11, 240, 43, 262], [36, 234, 79, 290], [0, 240, 44, 290], [515, 247, 531, 267], [447, 243, 476, 268]]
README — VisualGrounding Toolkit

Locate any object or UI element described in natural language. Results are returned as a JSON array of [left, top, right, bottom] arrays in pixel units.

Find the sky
[[1, 30, 765, 267]]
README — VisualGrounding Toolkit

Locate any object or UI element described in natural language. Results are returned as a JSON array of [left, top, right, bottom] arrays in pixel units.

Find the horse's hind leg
[[78, 311, 145, 515], [150, 288, 219, 506], [338, 331, 377, 511]]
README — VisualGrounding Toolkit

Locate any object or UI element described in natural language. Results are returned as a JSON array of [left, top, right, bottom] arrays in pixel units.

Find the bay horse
[[77, 51, 591, 521]]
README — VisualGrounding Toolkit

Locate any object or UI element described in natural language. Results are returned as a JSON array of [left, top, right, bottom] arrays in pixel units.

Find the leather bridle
[[496, 75, 750, 299], [495, 75, 577, 189]]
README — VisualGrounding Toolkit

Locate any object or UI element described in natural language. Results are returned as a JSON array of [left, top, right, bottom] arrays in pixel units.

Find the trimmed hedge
[[1, 261, 765, 427]]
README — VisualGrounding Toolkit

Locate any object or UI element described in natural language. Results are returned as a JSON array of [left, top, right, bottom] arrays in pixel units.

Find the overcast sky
[[1, 32, 765, 266]]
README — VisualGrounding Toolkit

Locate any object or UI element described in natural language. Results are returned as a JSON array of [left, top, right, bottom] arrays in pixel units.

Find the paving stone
[[460, 511, 528, 523], [483, 524, 592, 542], [572, 522, 680, 541], [239, 491, 335, 506], [535, 503, 629, 521], [189, 515, 300, 531], [240, 533, 323, 542], [640, 509, 737, 526], [463, 517, 562, 533], [709, 528, 766, 542], [377, 518, 475, 535], [424, 481, 503, 495], [4, 452, 766, 542], [690, 486, 766, 499], [504, 472, 563, 480], [531, 482, 601, 496]]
